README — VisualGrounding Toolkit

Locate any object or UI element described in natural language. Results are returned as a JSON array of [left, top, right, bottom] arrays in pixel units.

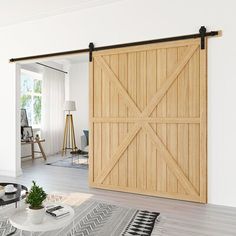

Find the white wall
[[68, 62, 89, 148], [0, 0, 235, 207]]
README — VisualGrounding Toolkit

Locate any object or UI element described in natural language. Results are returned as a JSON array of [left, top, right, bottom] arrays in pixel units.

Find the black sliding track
[[10, 26, 219, 63]]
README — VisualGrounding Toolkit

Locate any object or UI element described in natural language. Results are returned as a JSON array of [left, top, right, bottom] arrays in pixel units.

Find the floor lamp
[[62, 100, 77, 154]]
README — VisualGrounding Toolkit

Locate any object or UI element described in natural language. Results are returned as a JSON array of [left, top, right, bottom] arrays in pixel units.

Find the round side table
[[0, 183, 27, 208], [9, 204, 75, 236], [0, 183, 28, 235]]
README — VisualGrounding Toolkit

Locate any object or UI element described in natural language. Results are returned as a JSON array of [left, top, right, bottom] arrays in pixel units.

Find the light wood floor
[[1, 154, 236, 236]]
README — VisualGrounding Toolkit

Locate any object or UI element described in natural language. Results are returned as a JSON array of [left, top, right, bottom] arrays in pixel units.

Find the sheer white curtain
[[41, 68, 65, 155]]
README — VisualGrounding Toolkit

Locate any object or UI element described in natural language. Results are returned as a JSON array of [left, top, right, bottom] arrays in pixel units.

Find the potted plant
[[26, 181, 47, 224]]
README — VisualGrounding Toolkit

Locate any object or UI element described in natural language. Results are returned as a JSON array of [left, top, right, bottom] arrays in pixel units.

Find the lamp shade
[[64, 100, 76, 111]]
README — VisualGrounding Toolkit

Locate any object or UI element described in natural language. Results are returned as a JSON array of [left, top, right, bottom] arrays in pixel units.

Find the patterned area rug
[[0, 194, 161, 236], [46, 157, 88, 169]]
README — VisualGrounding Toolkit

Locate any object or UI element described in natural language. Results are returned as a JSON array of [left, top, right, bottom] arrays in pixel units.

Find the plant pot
[[28, 207, 45, 224]]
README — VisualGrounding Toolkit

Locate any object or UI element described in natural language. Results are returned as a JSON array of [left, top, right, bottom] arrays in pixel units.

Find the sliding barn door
[[89, 38, 207, 203]]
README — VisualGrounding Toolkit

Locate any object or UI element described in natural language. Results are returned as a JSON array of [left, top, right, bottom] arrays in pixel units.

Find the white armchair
[[81, 130, 89, 153]]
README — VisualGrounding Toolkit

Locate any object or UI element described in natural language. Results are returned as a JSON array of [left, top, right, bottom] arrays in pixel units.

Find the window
[[20, 69, 42, 128]]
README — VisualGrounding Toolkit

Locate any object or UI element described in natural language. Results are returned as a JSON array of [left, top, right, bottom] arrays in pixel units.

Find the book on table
[[46, 205, 70, 219]]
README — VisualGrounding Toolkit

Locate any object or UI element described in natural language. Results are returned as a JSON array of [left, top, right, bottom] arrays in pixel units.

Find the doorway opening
[[18, 53, 90, 176]]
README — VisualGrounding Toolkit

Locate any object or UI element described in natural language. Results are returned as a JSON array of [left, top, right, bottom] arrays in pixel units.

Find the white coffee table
[[9, 204, 75, 236]]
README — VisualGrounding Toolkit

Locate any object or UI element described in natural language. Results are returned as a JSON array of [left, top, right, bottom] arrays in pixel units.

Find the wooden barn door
[[89, 38, 207, 203]]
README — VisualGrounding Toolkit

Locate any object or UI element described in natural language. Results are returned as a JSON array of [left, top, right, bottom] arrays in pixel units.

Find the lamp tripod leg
[[70, 115, 77, 151], [62, 115, 69, 155]]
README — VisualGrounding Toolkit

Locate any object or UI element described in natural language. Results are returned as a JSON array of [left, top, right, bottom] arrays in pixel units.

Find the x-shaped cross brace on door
[[93, 44, 199, 196]]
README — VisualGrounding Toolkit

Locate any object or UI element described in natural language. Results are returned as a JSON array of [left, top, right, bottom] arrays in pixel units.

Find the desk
[[21, 139, 46, 160]]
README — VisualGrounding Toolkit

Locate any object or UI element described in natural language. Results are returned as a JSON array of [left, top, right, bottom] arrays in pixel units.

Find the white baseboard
[[0, 168, 22, 177]]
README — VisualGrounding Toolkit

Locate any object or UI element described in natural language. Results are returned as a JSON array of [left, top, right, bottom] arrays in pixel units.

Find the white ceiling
[[0, 0, 122, 28], [22, 53, 89, 73], [53, 53, 89, 65]]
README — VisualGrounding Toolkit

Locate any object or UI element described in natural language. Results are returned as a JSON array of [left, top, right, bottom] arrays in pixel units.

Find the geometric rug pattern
[[0, 217, 15, 236], [0, 194, 161, 236], [123, 210, 160, 236], [74, 203, 116, 235]]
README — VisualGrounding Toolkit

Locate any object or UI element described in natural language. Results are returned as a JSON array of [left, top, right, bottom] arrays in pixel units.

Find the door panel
[[89, 39, 207, 203]]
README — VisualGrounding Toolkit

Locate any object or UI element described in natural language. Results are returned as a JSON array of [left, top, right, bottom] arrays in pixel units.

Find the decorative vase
[[28, 207, 45, 224]]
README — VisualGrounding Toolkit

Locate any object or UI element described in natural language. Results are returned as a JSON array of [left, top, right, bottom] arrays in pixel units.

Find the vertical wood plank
[[89, 60, 94, 184], [110, 54, 119, 186], [127, 52, 137, 188], [156, 48, 167, 192], [146, 50, 157, 191], [118, 53, 128, 187], [177, 46, 189, 194], [189, 124, 200, 193], [189, 47, 200, 194], [166, 47, 178, 193], [93, 60, 102, 180], [101, 55, 110, 185], [199, 42, 207, 203], [136, 51, 147, 190], [189, 48, 200, 118]]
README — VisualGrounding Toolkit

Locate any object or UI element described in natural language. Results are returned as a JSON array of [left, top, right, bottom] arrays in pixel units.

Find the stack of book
[[46, 205, 70, 219]]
